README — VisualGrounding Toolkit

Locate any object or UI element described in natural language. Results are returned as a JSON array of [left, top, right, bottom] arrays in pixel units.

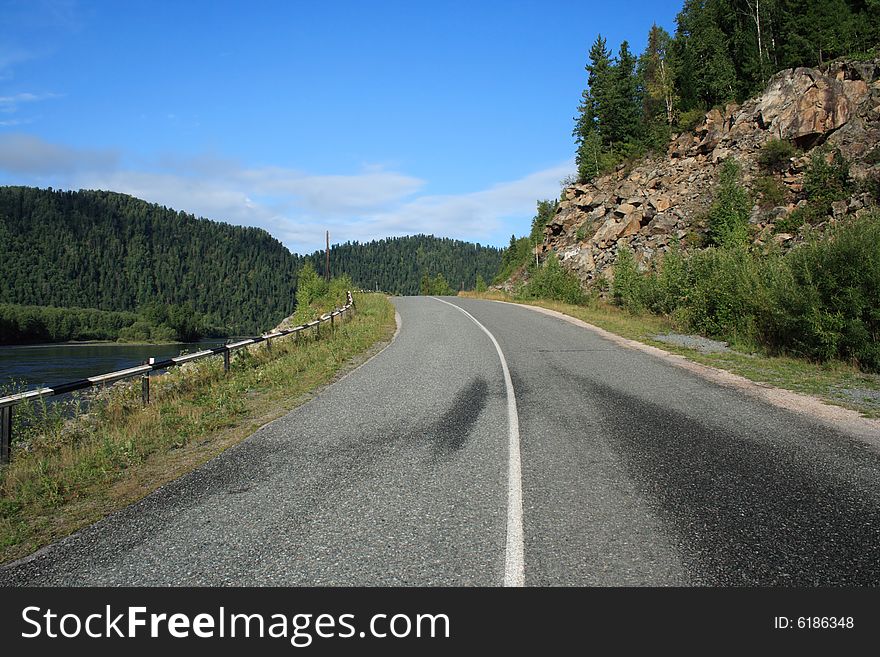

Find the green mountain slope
[[0, 186, 300, 334], [306, 235, 502, 295], [0, 187, 504, 338]]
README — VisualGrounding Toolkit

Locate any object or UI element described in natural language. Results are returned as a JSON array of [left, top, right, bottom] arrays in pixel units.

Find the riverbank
[[0, 292, 396, 564]]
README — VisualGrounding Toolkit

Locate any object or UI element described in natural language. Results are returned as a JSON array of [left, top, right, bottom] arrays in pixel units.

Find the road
[[2, 296, 880, 586]]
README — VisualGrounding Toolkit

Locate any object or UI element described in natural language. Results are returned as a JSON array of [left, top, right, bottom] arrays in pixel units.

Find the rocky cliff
[[529, 59, 880, 288]]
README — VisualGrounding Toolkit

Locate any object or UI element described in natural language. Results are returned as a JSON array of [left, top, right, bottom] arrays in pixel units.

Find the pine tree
[[606, 40, 644, 150], [574, 35, 613, 180]]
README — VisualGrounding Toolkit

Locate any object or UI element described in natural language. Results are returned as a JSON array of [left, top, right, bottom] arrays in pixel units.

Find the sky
[[0, 0, 681, 255]]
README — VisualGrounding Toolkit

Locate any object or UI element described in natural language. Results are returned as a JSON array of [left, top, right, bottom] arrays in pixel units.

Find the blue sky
[[0, 0, 681, 254]]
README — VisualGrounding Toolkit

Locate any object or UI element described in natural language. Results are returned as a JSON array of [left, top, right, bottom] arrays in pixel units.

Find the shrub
[[645, 247, 692, 316], [859, 172, 880, 203], [604, 214, 880, 372], [762, 214, 880, 370], [772, 207, 808, 234], [708, 159, 751, 247], [804, 147, 851, 205], [519, 254, 585, 305], [676, 107, 706, 133], [611, 246, 646, 311], [753, 175, 787, 208], [680, 246, 764, 340], [758, 139, 797, 173]]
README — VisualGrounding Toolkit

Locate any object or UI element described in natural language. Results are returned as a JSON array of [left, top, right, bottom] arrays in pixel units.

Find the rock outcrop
[[533, 59, 880, 288]]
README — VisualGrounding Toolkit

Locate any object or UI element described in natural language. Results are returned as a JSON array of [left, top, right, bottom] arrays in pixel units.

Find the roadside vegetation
[[0, 276, 396, 563]]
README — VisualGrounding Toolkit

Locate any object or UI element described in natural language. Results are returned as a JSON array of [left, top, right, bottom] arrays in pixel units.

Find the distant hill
[[0, 187, 504, 336], [0, 186, 300, 334], [306, 235, 502, 295]]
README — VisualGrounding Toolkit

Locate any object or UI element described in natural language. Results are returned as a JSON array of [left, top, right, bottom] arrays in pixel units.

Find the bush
[[804, 147, 851, 205], [754, 175, 787, 208], [614, 213, 880, 372], [644, 247, 692, 316], [761, 215, 880, 370], [611, 246, 646, 311], [708, 159, 751, 247], [519, 254, 585, 305], [758, 139, 797, 173], [859, 172, 880, 203], [682, 246, 764, 339], [676, 107, 706, 133]]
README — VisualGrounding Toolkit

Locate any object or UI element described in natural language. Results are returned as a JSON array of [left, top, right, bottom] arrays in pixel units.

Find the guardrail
[[0, 292, 355, 464]]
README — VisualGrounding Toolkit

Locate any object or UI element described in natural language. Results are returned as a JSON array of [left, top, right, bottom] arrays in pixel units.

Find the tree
[[640, 24, 677, 128], [605, 41, 644, 149], [574, 35, 613, 180], [674, 0, 739, 109]]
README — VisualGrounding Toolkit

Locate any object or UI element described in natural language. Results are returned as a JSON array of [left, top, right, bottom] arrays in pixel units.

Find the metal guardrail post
[[0, 405, 11, 465], [223, 348, 231, 373], [141, 358, 152, 406]]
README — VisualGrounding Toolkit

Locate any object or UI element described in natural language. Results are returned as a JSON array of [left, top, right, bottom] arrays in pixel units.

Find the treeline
[[0, 302, 222, 344], [305, 235, 502, 295], [0, 186, 300, 334], [0, 304, 139, 344], [574, 0, 880, 181]]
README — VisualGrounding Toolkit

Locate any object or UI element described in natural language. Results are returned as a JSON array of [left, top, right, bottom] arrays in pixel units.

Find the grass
[[0, 292, 396, 564], [460, 290, 880, 419]]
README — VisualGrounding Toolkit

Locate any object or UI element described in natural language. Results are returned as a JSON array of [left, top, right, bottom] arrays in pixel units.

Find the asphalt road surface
[[3, 296, 880, 586]]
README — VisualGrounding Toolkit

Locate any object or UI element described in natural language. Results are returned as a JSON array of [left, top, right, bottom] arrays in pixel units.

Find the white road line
[[431, 297, 524, 587]]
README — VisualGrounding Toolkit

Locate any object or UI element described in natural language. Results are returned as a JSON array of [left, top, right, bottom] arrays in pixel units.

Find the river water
[[0, 340, 227, 393]]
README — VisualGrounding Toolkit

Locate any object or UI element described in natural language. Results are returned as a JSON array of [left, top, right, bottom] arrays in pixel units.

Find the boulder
[[620, 213, 642, 238], [645, 213, 677, 236], [758, 67, 869, 148], [614, 203, 637, 217], [648, 195, 673, 212]]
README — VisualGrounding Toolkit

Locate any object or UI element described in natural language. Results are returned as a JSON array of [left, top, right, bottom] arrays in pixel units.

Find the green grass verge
[[460, 291, 880, 419], [0, 292, 396, 564]]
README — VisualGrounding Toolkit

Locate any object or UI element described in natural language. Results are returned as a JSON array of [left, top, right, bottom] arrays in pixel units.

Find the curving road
[[3, 296, 880, 586]]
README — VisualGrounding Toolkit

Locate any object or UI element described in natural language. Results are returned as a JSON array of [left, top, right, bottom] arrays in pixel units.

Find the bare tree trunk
[[746, 0, 766, 83]]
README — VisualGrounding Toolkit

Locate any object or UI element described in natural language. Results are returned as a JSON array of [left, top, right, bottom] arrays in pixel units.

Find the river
[[0, 340, 227, 394]]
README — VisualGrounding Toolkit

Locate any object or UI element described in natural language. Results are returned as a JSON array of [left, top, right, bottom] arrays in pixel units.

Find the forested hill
[[305, 235, 503, 295], [0, 186, 300, 334], [0, 187, 504, 337]]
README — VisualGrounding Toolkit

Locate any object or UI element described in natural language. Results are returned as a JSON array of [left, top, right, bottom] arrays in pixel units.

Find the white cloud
[[0, 92, 60, 113], [0, 133, 118, 174], [0, 133, 575, 254], [238, 167, 425, 215]]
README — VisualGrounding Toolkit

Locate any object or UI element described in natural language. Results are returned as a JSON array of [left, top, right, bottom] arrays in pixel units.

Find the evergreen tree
[[605, 41, 644, 150], [673, 0, 739, 109], [574, 35, 613, 180]]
